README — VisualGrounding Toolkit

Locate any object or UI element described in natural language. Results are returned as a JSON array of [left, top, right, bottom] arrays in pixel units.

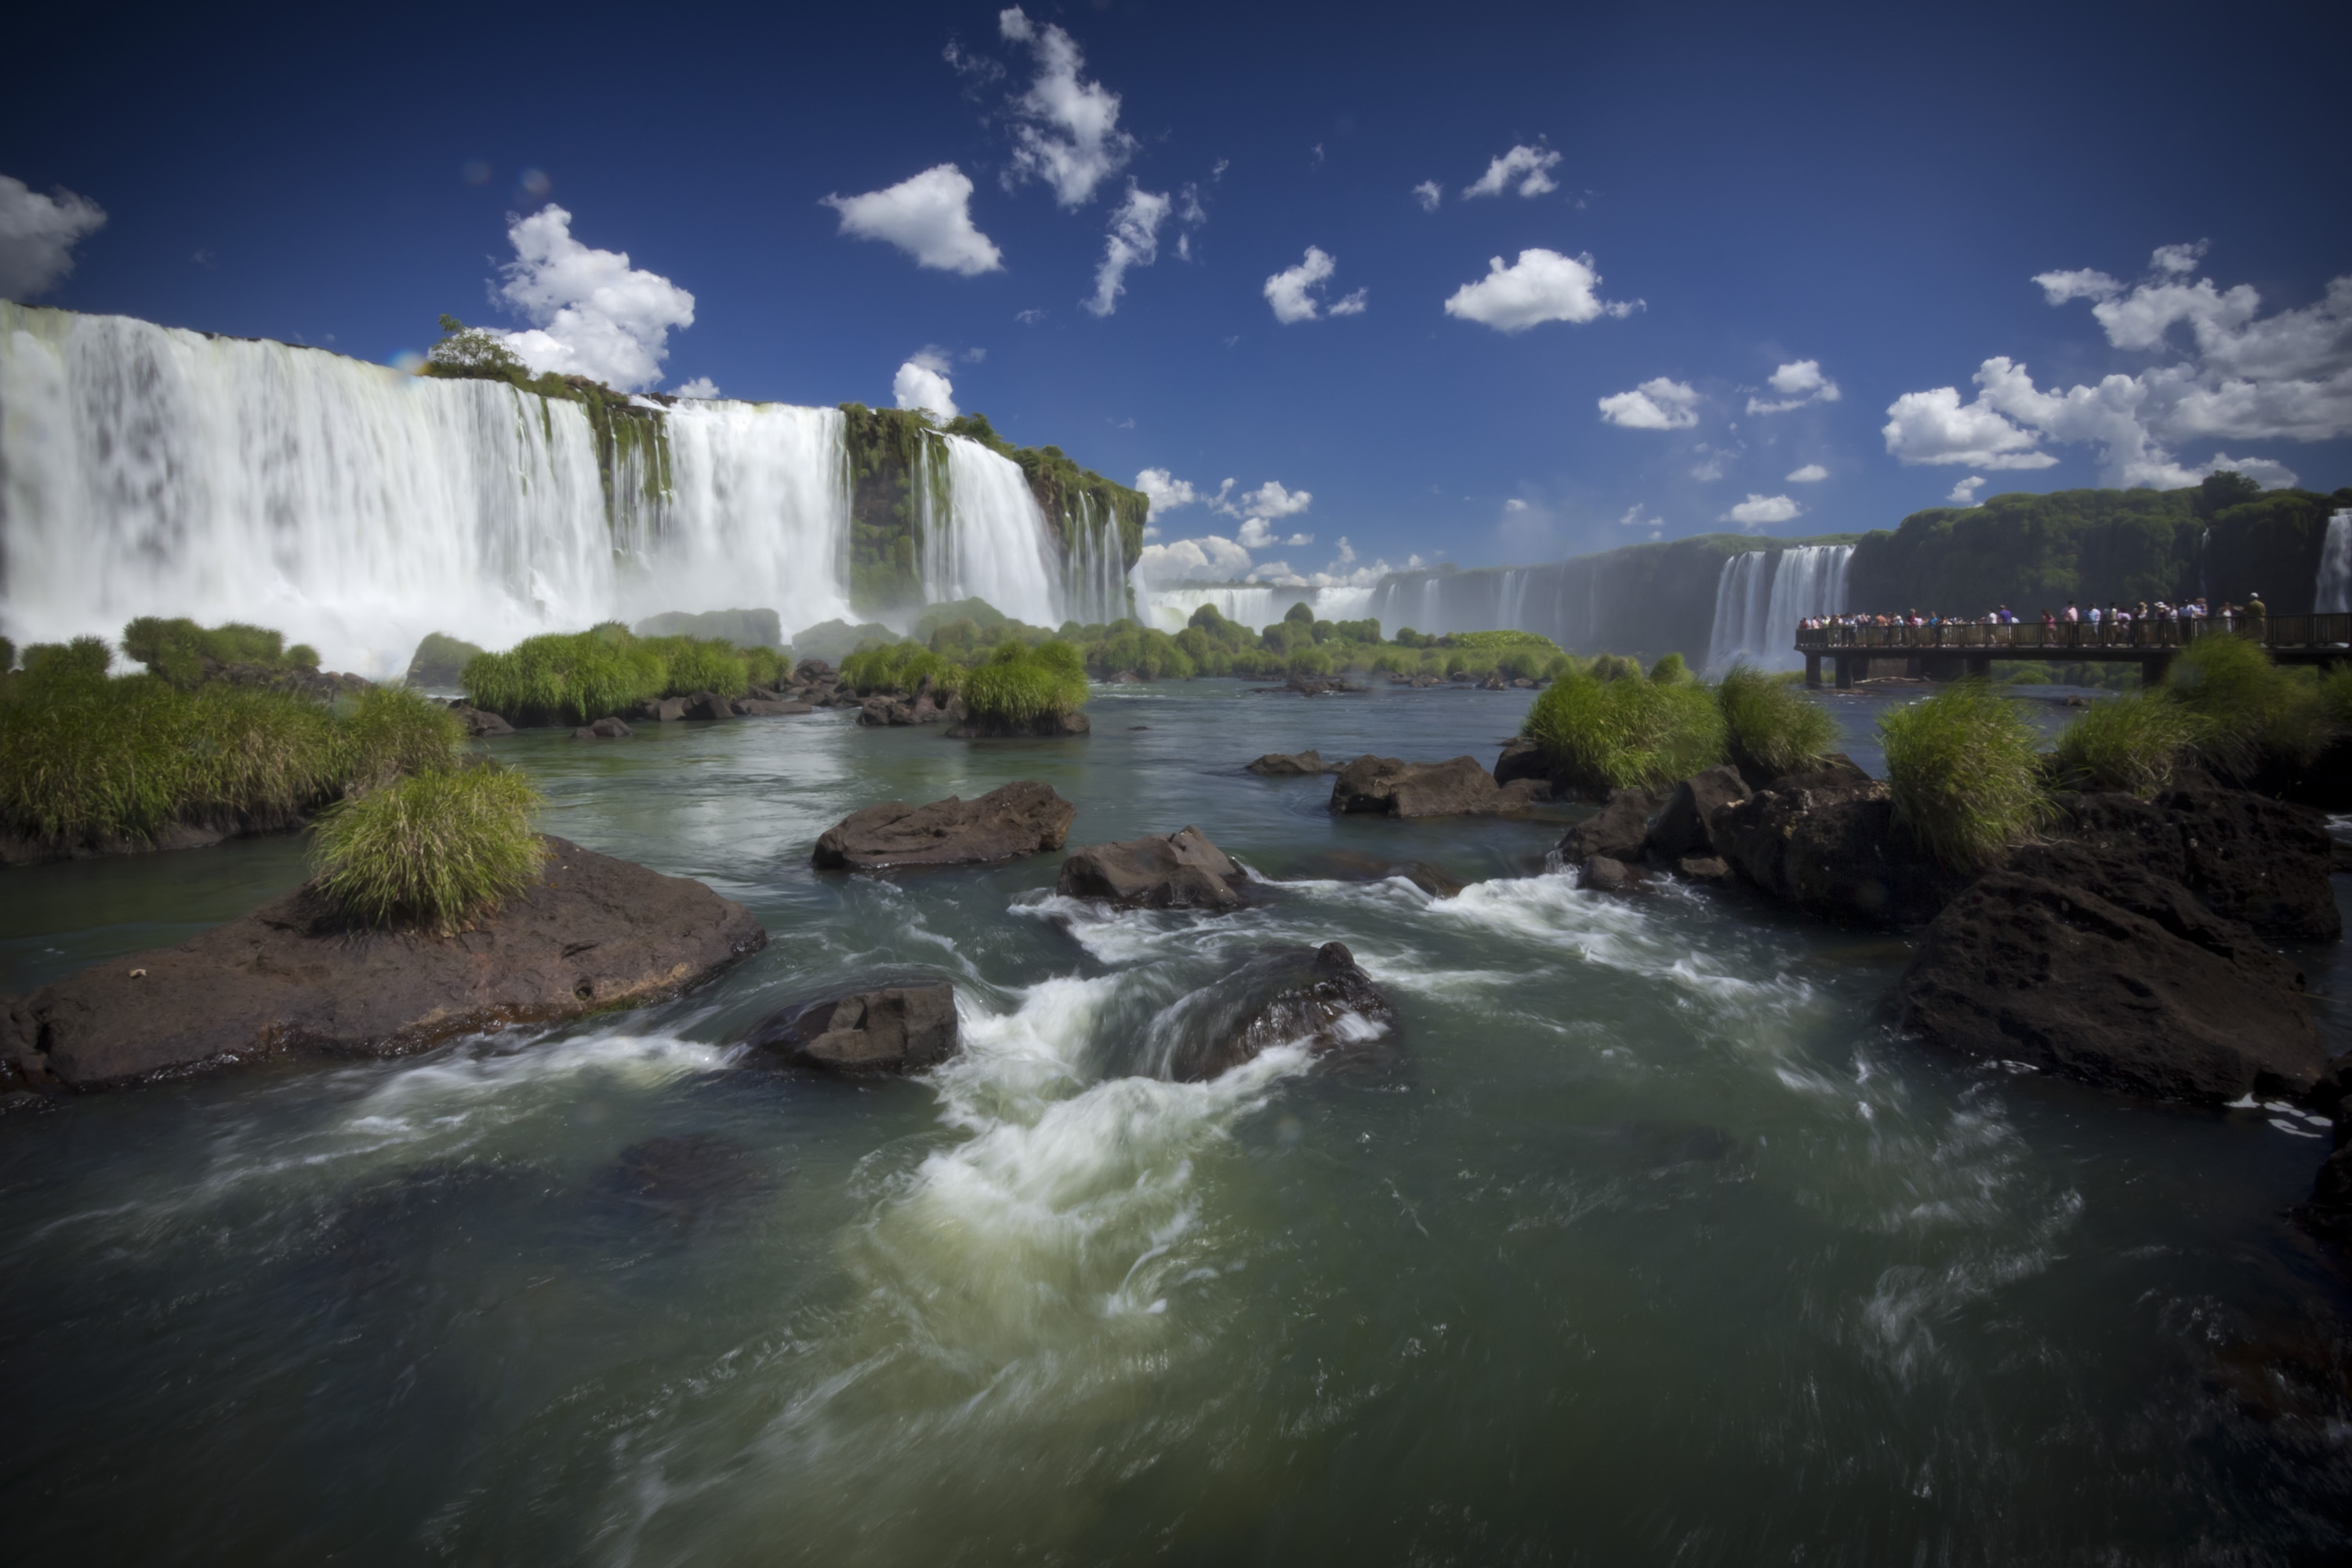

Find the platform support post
[[1804, 652, 1822, 688]]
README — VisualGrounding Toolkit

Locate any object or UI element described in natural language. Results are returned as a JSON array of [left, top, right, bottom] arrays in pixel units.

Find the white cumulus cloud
[[1134, 534, 1254, 583], [1748, 358, 1842, 415], [0, 174, 106, 299], [821, 165, 1004, 275], [1443, 249, 1639, 333], [1086, 183, 1169, 317], [1947, 475, 1985, 505], [1597, 376, 1700, 430], [1786, 463, 1828, 483], [1463, 144, 1561, 199], [671, 376, 720, 400], [1229, 479, 1311, 518], [1887, 244, 2347, 488], [1264, 247, 1366, 324], [998, 7, 1135, 209], [1723, 493, 1802, 528], [893, 351, 957, 420], [1134, 467, 1210, 514], [1413, 180, 1443, 212], [495, 205, 695, 393]]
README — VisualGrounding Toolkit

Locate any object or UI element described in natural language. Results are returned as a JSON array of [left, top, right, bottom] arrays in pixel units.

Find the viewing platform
[[1795, 613, 2352, 688]]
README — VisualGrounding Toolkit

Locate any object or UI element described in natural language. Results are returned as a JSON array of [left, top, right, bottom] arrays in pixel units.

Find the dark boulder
[[682, 691, 736, 721], [1712, 775, 1965, 927], [0, 838, 766, 1091], [1555, 788, 1658, 864], [1757, 753, 1873, 794], [746, 983, 960, 1074], [640, 696, 687, 723], [1675, 855, 1733, 884], [1247, 750, 1335, 776], [812, 780, 1076, 870], [1106, 670, 1144, 684], [1581, 855, 1647, 894], [572, 716, 633, 740], [1895, 872, 2325, 1105], [449, 702, 516, 738], [1330, 754, 1536, 818], [2303, 1061, 2352, 1245], [1142, 942, 1399, 1083], [2161, 786, 2339, 942], [1645, 766, 1751, 861], [1494, 739, 1548, 788], [1277, 849, 1468, 898], [946, 710, 1091, 739], [1057, 826, 1247, 910]]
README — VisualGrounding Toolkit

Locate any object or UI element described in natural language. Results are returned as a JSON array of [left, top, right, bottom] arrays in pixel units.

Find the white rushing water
[[1706, 544, 1852, 669], [916, 433, 1062, 630], [2318, 509, 2352, 615], [0, 303, 1098, 673]]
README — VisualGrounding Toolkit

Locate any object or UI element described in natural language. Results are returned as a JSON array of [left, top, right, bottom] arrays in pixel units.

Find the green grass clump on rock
[[1521, 672, 1726, 796], [2049, 691, 2205, 797], [960, 640, 1090, 725], [1716, 662, 1837, 782], [2164, 632, 2333, 779], [840, 642, 964, 697], [459, 626, 759, 725], [124, 617, 320, 686], [1878, 680, 2049, 871], [310, 763, 546, 935], [0, 668, 463, 851]]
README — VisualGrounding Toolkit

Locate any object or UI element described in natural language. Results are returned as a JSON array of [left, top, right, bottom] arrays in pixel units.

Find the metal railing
[[1792, 613, 2352, 655]]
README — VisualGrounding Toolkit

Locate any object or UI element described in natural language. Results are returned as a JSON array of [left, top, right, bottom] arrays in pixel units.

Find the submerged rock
[[572, 716, 633, 740], [1276, 849, 1467, 898], [681, 691, 736, 721], [811, 780, 1076, 870], [1555, 788, 1658, 865], [1149, 942, 1399, 1083], [737, 697, 814, 717], [946, 710, 1091, 739], [1895, 872, 2325, 1104], [1580, 855, 1648, 894], [1246, 750, 1336, 776], [449, 702, 516, 738], [1057, 826, 1248, 909], [746, 983, 960, 1074], [0, 837, 766, 1091], [1330, 754, 1537, 818], [640, 696, 687, 723]]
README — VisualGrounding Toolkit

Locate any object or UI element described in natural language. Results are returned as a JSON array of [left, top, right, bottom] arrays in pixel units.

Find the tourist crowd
[[1798, 594, 2268, 645]]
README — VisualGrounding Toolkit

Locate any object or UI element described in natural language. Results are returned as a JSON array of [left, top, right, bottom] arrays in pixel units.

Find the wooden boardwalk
[[1795, 612, 2352, 688]]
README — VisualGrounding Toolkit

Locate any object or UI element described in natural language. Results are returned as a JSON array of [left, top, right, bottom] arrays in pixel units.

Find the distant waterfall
[[914, 433, 1062, 630], [1706, 544, 1852, 669], [2318, 510, 2352, 615], [0, 303, 1120, 673]]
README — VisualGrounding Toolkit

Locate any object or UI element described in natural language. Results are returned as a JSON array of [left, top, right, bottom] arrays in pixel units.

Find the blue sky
[[5, 0, 2347, 588]]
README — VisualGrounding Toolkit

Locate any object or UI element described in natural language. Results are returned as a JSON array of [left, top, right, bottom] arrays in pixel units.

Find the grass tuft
[[1521, 672, 1726, 795], [1878, 681, 2049, 870], [960, 640, 1091, 725], [459, 629, 759, 724], [2049, 692, 2205, 797], [840, 641, 965, 698], [310, 764, 546, 934], [2164, 632, 2334, 779], [1716, 662, 1837, 782]]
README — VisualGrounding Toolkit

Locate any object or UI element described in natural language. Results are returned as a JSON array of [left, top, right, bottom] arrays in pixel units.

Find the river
[[3, 681, 2347, 1563]]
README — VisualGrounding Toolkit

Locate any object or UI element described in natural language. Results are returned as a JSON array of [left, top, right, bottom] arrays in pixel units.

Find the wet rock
[[571, 716, 633, 740], [1106, 670, 1144, 684], [449, 702, 516, 738], [1056, 826, 1247, 910], [606, 1133, 775, 1228], [1645, 766, 1751, 861], [1494, 739, 1548, 789], [1154, 942, 1399, 1083], [1329, 754, 1536, 818], [1512, 677, 1536, 688], [737, 698, 812, 717], [1555, 788, 1658, 864], [1581, 855, 1646, 894], [946, 710, 1091, 739], [640, 696, 687, 724], [1895, 872, 2325, 1104], [1757, 753, 1873, 795], [2305, 1065, 2352, 1246], [746, 983, 960, 1074], [1247, 750, 1335, 776], [1712, 775, 1962, 927], [1480, 673, 1508, 691], [681, 691, 736, 721], [0, 837, 767, 1091], [2162, 786, 2339, 942], [1675, 855, 1733, 884], [812, 780, 1076, 870], [1279, 849, 1468, 899]]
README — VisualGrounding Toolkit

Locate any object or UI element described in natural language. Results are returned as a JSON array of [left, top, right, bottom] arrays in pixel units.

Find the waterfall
[[2318, 510, 2352, 615], [1497, 568, 1527, 634], [1705, 544, 1852, 670], [0, 303, 1112, 674], [914, 433, 1062, 630]]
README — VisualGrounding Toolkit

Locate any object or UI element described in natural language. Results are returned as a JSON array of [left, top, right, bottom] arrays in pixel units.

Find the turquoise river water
[[2, 681, 2348, 1565]]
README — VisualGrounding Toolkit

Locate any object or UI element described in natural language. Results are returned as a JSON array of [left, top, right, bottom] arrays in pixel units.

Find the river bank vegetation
[[458, 625, 790, 727]]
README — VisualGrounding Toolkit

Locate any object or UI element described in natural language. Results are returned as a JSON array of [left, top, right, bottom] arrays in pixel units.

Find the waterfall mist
[[2318, 509, 2352, 615]]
